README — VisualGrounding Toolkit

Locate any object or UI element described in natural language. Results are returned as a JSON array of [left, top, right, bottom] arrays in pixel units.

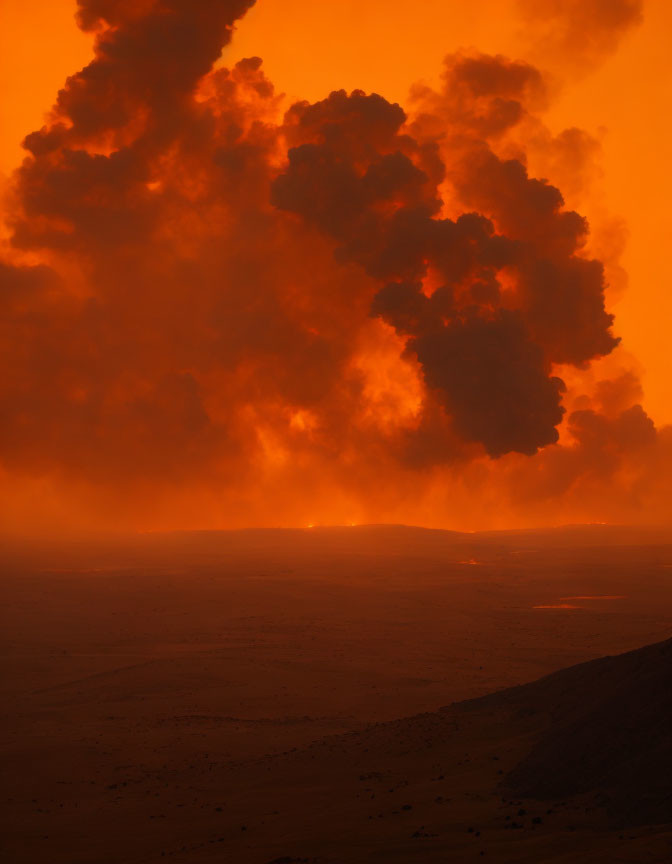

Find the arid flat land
[[1, 525, 670, 862]]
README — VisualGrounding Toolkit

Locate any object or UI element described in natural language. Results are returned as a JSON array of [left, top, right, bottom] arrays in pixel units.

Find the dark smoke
[[0, 0, 667, 531], [272, 74, 617, 457]]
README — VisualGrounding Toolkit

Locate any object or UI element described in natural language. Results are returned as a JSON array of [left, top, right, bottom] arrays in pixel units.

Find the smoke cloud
[[517, 0, 644, 75], [0, 0, 667, 533]]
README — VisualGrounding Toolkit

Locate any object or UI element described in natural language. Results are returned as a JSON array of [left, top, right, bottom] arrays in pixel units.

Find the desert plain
[[1, 524, 671, 863]]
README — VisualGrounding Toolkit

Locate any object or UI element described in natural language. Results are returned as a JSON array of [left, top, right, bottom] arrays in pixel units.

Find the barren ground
[[1, 525, 670, 862]]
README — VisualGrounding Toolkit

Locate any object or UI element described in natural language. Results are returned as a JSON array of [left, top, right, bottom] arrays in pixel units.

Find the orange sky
[[0, 0, 672, 524], [2, 0, 669, 426], [223, 0, 672, 429]]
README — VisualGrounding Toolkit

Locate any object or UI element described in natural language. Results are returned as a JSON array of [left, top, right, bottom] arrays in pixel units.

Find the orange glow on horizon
[[533, 604, 582, 610]]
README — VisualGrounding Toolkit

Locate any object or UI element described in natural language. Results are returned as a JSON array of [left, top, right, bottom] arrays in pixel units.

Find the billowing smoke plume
[[517, 0, 644, 74], [0, 0, 668, 532], [271, 63, 618, 456]]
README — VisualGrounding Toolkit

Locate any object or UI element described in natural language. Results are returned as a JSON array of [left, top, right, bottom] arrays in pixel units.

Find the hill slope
[[498, 637, 672, 825]]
